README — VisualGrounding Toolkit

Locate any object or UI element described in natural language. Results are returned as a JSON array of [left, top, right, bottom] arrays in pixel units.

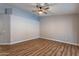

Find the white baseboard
[[40, 37, 79, 46], [0, 43, 10, 45], [0, 37, 39, 45], [10, 39, 32, 45], [0, 37, 79, 46], [10, 37, 39, 45]]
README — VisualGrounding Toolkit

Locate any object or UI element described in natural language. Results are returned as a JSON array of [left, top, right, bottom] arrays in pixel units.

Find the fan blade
[[44, 7, 49, 10], [44, 12, 47, 14]]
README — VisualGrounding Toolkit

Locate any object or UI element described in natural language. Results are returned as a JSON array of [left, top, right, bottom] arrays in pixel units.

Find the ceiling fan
[[32, 3, 56, 15]]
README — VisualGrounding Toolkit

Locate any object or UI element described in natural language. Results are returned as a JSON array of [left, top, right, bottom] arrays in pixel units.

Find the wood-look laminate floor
[[0, 38, 79, 56]]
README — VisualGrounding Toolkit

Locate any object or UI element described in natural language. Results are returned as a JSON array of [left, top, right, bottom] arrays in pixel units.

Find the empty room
[[0, 3, 79, 56]]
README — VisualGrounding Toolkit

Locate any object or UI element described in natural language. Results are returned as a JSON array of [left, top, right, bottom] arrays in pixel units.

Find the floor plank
[[0, 38, 79, 56]]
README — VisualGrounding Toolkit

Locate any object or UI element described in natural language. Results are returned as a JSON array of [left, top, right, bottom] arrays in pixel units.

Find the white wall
[[10, 8, 40, 44], [40, 15, 79, 45], [0, 14, 10, 45], [0, 4, 79, 45], [0, 6, 40, 45]]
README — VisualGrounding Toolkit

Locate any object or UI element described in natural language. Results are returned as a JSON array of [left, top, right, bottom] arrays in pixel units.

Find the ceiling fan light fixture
[[38, 10, 43, 14], [33, 3, 50, 15]]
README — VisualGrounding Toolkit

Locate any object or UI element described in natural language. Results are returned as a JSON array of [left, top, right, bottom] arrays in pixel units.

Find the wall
[[72, 16, 79, 44], [0, 14, 10, 45], [0, 4, 79, 45], [40, 15, 79, 45], [10, 8, 40, 44], [0, 4, 40, 45]]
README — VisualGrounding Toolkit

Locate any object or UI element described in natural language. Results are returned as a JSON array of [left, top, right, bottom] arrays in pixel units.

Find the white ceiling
[[1, 3, 79, 16]]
